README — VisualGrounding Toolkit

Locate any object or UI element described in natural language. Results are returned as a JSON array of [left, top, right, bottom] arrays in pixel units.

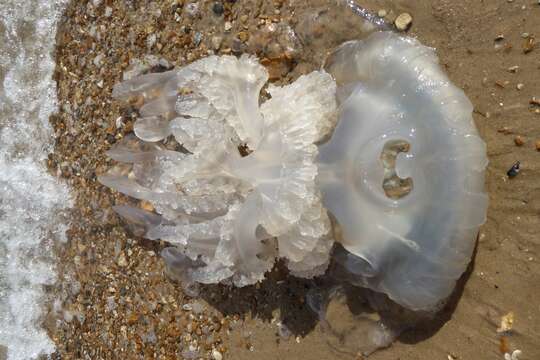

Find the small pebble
[[117, 252, 128, 267], [224, 21, 232, 31], [237, 31, 249, 42], [395, 13, 413, 31], [535, 140, 540, 151], [211, 36, 222, 50], [521, 32, 530, 39], [514, 136, 525, 146], [193, 32, 203, 46], [516, 83, 524, 90], [508, 65, 519, 73], [498, 127, 513, 135], [377, 9, 387, 17], [507, 161, 521, 178], [211, 349, 223, 360], [523, 37, 535, 53], [184, 2, 199, 17], [231, 37, 244, 53], [212, 2, 224, 16]]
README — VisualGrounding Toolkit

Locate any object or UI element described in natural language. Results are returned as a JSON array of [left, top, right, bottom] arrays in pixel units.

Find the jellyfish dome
[[318, 32, 488, 311]]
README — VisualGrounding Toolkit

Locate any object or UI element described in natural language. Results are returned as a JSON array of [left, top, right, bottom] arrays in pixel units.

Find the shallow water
[[0, 1, 71, 359]]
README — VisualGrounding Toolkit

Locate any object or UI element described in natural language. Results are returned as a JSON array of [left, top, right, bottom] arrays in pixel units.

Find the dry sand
[[46, 0, 540, 359]]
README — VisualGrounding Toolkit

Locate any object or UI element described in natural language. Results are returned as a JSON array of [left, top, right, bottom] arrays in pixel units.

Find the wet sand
[[47, 0, 540, 359]]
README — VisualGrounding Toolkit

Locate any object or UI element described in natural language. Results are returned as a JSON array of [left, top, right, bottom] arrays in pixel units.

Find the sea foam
[[0, 1, 71, 359]]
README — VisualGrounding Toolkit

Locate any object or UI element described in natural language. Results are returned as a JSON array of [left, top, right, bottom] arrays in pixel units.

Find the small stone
[[224, 21, 232, 31], [508, 65, 519, 73], [146, 33, 157, 48], [521, 32, 530, 39], [377, 9, 387, 17], [240, 14, 248, 23], [514, 136, 525, 146], [523, 37, 535, 53], [535, 140, 540, 151], [237, 31, 249, 42], [507, 161, 520, 178], [516, 83, 524, 90], [211, 36, 223, 50], [193, 32, 203, 46], [117, 252, 128, 267], [104, 6, 112, 17], [498, 127, 513, 135], [93, 53, 104, 67], [395, 13, 413, 31], [184, 2, 200, 17], [497, 312, 515, 333], [212, 349, 223, 360], [212, 2, 224, 15]]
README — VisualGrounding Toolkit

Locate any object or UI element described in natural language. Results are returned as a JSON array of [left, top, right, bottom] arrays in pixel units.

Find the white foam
[[0, 1, 71, 359]]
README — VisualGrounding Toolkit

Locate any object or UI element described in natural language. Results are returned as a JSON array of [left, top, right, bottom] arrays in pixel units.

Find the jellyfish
[[100, 32, 488, 316]]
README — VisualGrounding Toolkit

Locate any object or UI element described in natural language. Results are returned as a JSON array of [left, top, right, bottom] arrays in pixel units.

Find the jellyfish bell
[[318, 31, 488, 311]]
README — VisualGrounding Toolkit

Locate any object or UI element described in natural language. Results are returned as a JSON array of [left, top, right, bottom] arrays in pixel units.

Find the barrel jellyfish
[[100, 31, 488, 314]]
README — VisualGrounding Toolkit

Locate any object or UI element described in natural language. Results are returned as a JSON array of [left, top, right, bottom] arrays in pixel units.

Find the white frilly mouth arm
[[99, 55, 337, 286]]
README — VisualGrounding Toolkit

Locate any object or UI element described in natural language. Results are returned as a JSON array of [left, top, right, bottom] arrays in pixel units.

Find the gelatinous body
[[319, 32, 488, 311]]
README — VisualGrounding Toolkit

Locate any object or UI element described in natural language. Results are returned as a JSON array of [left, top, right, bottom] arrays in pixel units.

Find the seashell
[[318, 32, 488, 311]]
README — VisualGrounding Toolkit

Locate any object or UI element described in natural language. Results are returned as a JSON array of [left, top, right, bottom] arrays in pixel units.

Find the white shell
[[318, 32, 488, 311]]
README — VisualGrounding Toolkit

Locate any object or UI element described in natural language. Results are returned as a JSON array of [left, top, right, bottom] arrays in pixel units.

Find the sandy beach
[[44, 0, 539, 359]]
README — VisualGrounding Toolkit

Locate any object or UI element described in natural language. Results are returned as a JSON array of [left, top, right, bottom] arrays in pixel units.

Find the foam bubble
[[0, 1, 71, 359]]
